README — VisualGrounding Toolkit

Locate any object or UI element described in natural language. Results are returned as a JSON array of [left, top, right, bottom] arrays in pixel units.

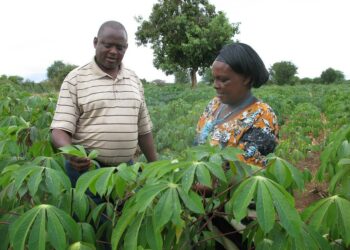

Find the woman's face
[[212, 60, 251, 105]]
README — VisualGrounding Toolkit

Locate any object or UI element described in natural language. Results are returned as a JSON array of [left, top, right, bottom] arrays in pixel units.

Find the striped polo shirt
[[50, 59, 152, 165]]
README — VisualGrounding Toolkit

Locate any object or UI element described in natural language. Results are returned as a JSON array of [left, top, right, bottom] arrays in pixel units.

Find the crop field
[[0, 82, 350, 249]]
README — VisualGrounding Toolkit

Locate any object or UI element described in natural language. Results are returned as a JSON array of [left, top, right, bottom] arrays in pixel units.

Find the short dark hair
[[215, 43, 269, 88], [97, 21, 128, 38]]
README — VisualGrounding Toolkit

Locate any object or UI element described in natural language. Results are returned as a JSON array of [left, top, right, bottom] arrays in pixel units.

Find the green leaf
[[73, 192, 89, 222], [87, 149, 99, 160], [114, 174, 127, 198], [178, 188, 205, 214], [204, 161, 227, 183], [266, 157, 292, 187], [181, 165, 196, 192], [59, 145, 86, 158], [266, 180, 302, 237], [231, 177, 258, 221], [28, 168, 43, 197], [196, 163, 212, 187], [329, 166, 350, 194], [51, 205, 80, 242], [95, 167, 114, 196], [68, 241, 96, 250], [111, 205, 138, 250], [91, 203, 107, 225], [124, 212, 145, 250], [221, 146, 242, 161], [139, 160, 172, 180], [145, 215, 162, 250], [256, 181, 275, 233], [154, 188, 175, 229], [335, 196, 350, 246], [76, 168, 111, 196], [47, 208, 67, 250], [75, 145, 88, 157], [301, 198, 332, 224], [117, 163, 137, 182], [9, 206, 41, 250], [28, 208, 46, 250], [14, 166, 37, 192], [135, 183, 168, 212], [78, 223, 96, 245], [45, 168, 71, 196]]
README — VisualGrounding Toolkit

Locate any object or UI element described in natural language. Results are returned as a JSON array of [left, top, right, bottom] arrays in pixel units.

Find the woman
[[195, 42, 278, 167], [194, 43, 279, 249]]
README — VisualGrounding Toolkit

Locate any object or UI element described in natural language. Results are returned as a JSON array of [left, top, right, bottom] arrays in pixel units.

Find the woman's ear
[[243, 76, 252, 86]]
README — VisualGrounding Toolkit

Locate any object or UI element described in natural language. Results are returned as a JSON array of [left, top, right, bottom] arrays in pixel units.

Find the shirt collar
[[91, 57, 128, 80]]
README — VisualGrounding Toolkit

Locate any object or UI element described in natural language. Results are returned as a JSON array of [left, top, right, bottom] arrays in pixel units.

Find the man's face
[[94, 27, 128, 72]]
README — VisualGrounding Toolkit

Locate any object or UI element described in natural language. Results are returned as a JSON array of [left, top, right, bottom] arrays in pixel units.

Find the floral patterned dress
[[195, 97, 279, 167]]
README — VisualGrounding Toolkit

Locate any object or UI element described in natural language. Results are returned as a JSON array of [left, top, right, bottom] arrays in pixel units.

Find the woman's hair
[[215, 43, 269, 88]]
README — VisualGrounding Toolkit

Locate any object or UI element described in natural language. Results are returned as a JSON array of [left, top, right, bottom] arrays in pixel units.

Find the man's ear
[[93, 37, 98, 48]]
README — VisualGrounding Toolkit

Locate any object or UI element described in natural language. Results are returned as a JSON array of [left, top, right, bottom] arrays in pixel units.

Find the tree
[[47, 61, 77, 89], [174, 69, 190, 83], [200, 67, 214, 84], [320, 67, 345, 84], [135, 0, 239, 88], [269, 61, 298, 85]]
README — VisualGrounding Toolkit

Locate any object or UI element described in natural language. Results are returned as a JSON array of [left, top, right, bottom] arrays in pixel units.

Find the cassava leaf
[[231, 177, 258, 221], [196, 163, 212, 187], [177, 188, 205, 214], [28, 208, 46, 250], [256, 181, 275, 233], [9, 206, 41, 250], [154, 188, 175, 229], [181, 165, 196, 192], [124, 212, 145, 250]]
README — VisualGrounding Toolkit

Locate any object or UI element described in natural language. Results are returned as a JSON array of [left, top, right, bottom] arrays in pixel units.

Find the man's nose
[[109, 46, 118, 54]]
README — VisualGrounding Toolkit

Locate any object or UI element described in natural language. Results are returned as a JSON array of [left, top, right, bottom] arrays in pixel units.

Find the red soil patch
[[293, 151, 328, 211]]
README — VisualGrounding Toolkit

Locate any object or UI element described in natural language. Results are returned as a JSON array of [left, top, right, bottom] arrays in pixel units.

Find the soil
[[293, 151, 329, 211]]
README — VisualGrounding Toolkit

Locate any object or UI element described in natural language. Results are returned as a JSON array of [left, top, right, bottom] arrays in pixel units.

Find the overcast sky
[[1, 0, 349, 82]]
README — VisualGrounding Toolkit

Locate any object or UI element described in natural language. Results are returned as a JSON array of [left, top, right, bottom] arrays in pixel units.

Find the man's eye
[[116, 46, 126, 51]]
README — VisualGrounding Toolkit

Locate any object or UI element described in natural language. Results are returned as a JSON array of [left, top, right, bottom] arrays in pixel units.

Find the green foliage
[[302, 195, 350, 246], [174, 69, 190, 84], [269, 61, 298, 85], [320, 67, 345, 84], [47, 60, 77, 89], [135, 0, 239, 87], [1, 82, 350, 248], [9, 204, 80, 250], [200, 67, 214, 84]]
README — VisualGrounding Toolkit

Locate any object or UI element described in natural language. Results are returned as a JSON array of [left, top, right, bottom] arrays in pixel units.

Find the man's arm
[[138, 132, 157, 162], [51, 129, 90, 171], [51, 129, 72, 148]]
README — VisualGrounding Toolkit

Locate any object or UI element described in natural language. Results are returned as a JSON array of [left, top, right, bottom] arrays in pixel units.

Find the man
[[51, 21, 157, 186]]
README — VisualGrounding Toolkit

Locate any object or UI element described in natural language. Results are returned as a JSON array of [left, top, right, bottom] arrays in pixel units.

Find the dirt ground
[[293, 151, 329, 211]]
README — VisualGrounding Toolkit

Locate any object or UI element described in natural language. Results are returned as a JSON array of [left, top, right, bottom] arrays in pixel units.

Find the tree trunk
[[190, 68, 197, 88]]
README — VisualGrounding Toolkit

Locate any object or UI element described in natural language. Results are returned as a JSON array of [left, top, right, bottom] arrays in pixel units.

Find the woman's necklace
[[198, 95, 256, 144]]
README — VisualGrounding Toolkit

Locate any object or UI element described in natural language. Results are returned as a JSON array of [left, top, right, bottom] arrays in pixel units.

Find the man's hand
[[66, 155, 91, 172]]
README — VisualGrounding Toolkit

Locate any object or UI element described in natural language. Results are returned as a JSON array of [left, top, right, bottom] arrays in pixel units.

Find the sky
[[1, 0, 349, 82]]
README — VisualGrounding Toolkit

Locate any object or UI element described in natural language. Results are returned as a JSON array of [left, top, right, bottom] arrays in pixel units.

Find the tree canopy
[[269, 61, 298, 85], [47, 61, 77, 89], [320, 67, 345, 84], [135, 0, 239, 87]]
